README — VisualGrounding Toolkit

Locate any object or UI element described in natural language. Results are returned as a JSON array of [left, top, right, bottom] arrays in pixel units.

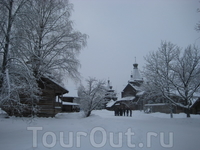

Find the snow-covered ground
[[0, 109, 200, 150]]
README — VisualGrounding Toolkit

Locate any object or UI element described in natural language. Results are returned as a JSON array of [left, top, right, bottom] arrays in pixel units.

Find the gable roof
[[122, 83, 141, 93], [129, 83, 141, 91], [136, 91, 145, 96], [41, 76, 69, 95]]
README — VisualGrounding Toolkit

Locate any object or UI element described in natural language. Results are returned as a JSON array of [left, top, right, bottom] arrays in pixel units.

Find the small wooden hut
[[37, 76, 69, 117], [2, 76, 69, 117], [60, 96, 80, 112]]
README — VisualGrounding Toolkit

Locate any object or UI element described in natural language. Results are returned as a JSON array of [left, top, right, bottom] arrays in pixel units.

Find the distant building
[[107, 63, 144, 111], [60, 96, 80, 112], [143, 93, 200, 114], [103, 80, 117, 109]]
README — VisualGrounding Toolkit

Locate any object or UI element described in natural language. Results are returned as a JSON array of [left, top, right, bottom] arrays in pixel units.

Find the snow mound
[[0, 108, 9, 118]]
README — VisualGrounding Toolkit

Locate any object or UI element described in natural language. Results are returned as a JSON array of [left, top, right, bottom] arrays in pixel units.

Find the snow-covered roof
[[117, 96, 135, 102], [42, 75, 69, 94], [63, 94, 78, 98], [129, 63, 143, 82], [136, 91, 145, 96], [106, 100, 115, 107], [62, 102, 79, 106], [144, 103, 169, 107], [129, 83, 141, 91], [106, 96, 136, 107]]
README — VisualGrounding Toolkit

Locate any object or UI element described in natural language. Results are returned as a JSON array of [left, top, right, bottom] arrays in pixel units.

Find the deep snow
[[0, 109, 200, 150]]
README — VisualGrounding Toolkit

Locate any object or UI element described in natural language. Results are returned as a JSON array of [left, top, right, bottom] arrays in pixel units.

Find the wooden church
[[107, 62, 144, 111]]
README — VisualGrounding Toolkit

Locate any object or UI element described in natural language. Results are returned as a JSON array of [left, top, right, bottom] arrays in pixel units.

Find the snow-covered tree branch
[[0, 0, 41, 116], [143, 41, 200, 117], [78, 77, 106, 117], [14, 0, 87, 81], [0, 0, 87, 116]]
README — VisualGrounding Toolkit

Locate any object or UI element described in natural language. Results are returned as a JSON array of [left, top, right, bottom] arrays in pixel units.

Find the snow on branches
[[143, 41, 200, 117], [78, 77, 106, 117]]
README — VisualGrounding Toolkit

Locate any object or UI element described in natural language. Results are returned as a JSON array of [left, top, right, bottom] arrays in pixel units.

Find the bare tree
[[0, 0, 40, 116], [0, 0, 87, 116], [14, 0, 87, 81], [0, 0, 26, 91], [144, 41, 179, 118], [144, 41, 200, 117], [168, 45, 200, 117], [78, 77, 106, 117], [141, 81, 163, 104]]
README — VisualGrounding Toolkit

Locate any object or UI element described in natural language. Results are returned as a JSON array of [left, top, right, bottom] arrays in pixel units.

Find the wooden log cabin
[[37, 76, 69, 117], [2, 76, 69, 117]]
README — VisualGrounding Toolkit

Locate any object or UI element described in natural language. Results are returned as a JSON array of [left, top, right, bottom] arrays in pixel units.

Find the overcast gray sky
[[66, 0, 200, 97]]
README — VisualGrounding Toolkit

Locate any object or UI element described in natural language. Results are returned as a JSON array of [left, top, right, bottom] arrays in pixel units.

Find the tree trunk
[[186, 107, 191, 118], [0, 0, 13, 90], [85, 110, 91, 117], [169, 100, 173, 118]]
